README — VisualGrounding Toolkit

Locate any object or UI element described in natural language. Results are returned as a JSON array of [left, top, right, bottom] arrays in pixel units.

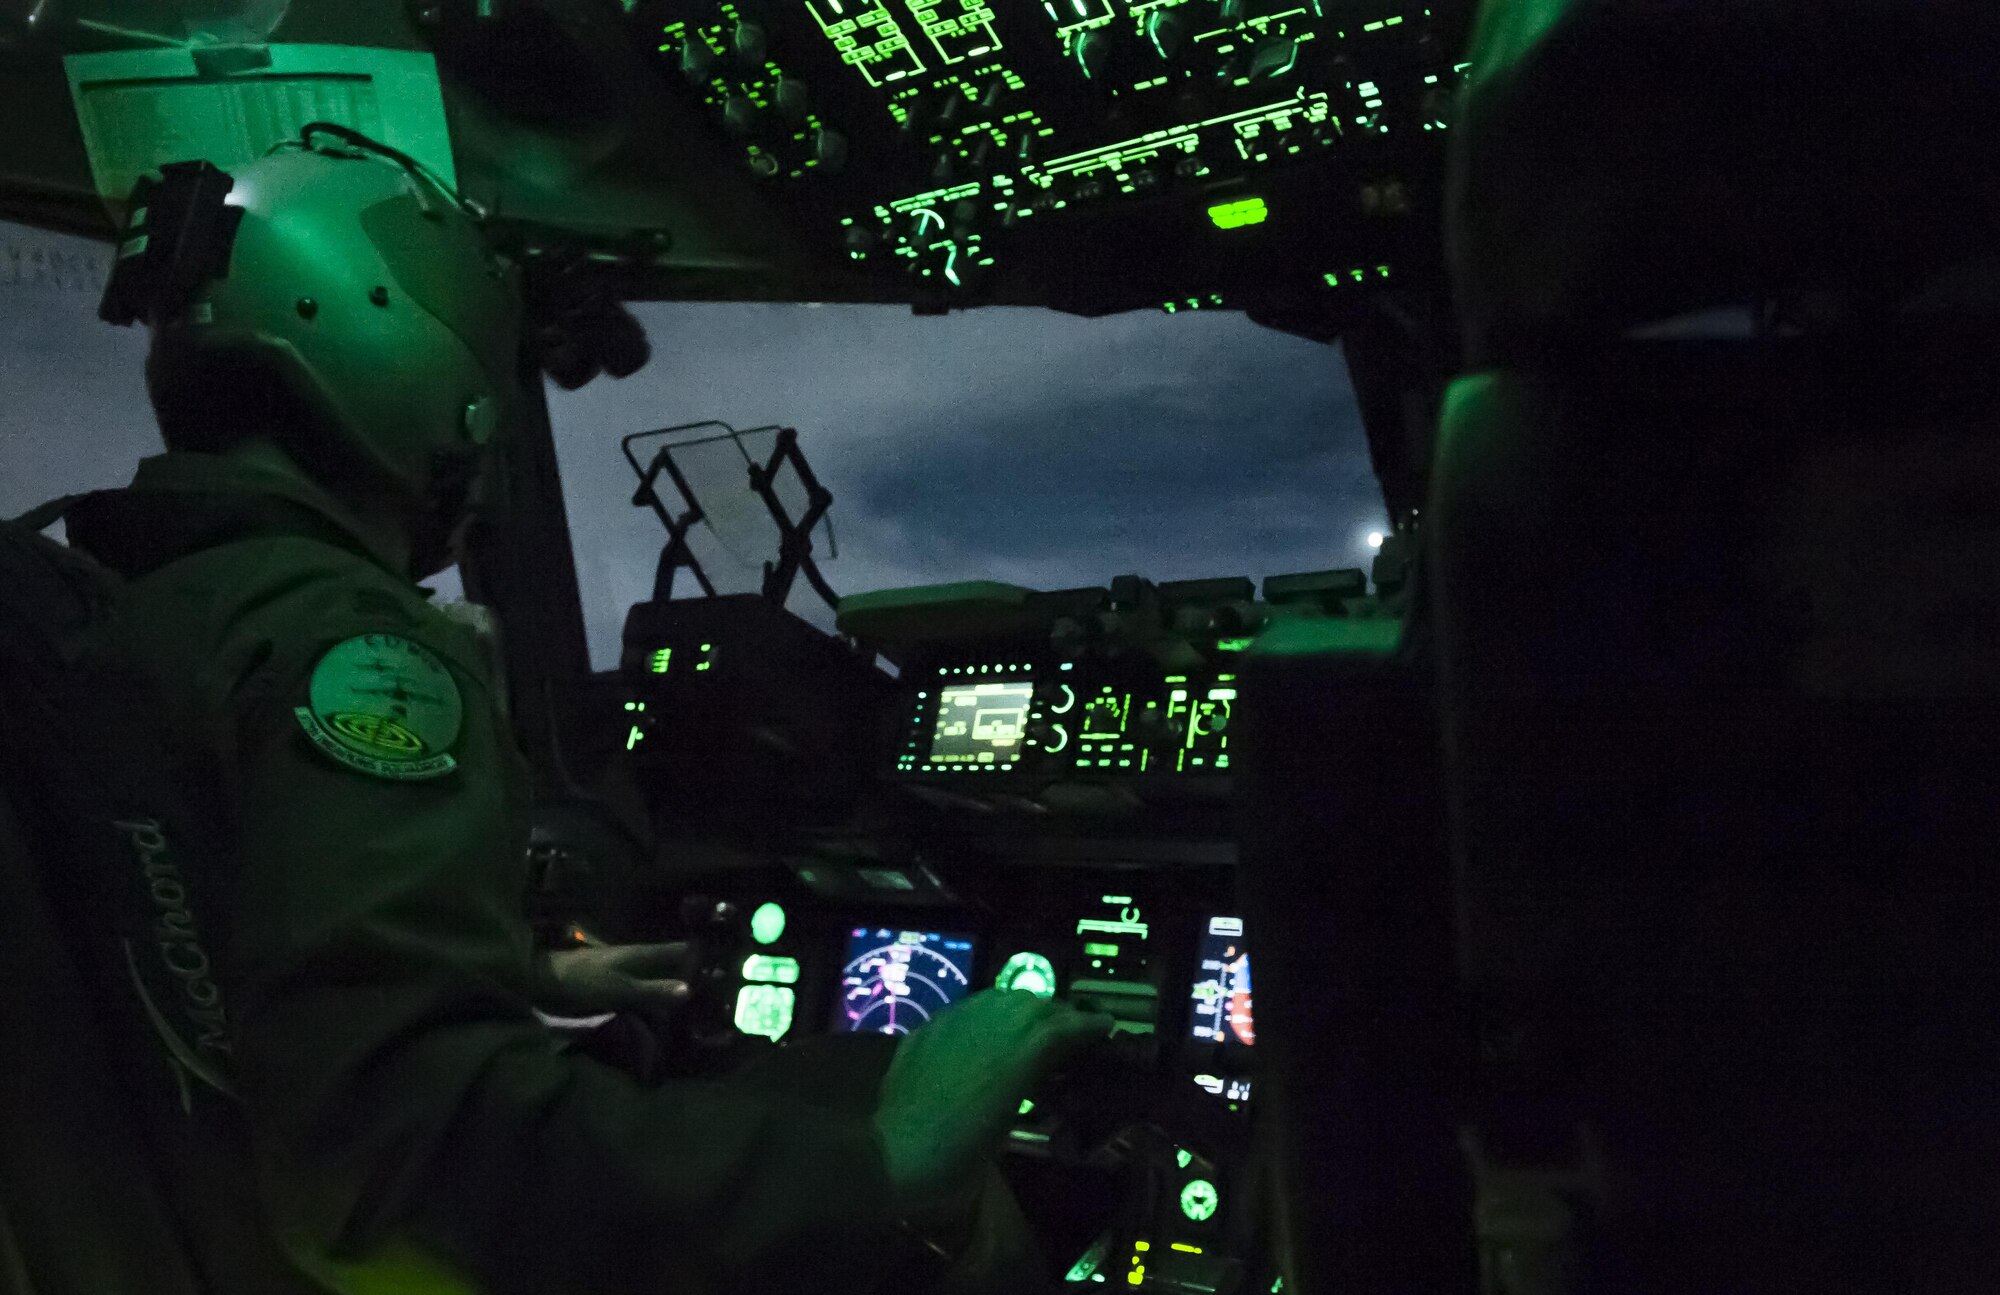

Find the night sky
[[1, 220, 1383, 669]]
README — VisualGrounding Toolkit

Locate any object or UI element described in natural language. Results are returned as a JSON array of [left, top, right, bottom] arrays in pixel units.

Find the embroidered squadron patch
[[294, 634, 463, 781]]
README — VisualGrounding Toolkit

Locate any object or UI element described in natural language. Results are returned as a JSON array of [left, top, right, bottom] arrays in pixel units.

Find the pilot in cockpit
[[56, 126, 1110, 1295]]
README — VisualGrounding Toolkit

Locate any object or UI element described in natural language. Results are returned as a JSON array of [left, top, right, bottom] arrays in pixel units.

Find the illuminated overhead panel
[[1207, 197, 1268, 229]]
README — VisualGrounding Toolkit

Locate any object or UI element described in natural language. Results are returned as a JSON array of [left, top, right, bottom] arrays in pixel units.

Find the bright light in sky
[[1367, 531, 1384, 549]]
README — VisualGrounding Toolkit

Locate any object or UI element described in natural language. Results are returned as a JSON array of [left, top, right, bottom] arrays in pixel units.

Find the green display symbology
[[734, 984, 796, 1040], [750, 901, 787, 945]]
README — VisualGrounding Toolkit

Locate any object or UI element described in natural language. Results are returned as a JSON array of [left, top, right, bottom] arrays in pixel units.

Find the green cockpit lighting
[[996, 950, 1058, 998], [1180, 1177, 1219, 1222], [742, 953, 800, 983], [750, 901, 787, 945], [649, 647, 672, 673], [1207, 197, 1267, 229], [733, 984, 795, 1041]]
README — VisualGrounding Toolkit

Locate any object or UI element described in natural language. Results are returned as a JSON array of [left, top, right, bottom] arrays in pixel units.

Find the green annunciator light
[[649, 647, 671, 673], [750, 902, 787, 945], [734, 984, 794, 1041], [996, 950, 1058, 998], [1208, 197, 1267, 230]]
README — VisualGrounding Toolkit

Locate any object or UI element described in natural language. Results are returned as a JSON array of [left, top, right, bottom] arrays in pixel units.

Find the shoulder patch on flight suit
[[293, 634, 464, 781]]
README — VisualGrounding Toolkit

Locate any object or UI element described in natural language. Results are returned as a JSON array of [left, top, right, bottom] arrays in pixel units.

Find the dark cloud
[[552, 303, 1382, 667], [0, 224, 1384, 673]]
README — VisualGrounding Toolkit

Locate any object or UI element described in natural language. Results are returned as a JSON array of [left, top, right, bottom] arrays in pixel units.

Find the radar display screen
[[833, 927, 977, 1035], [928, 679, 1033, 768], [1188, 916, 1254, 1053]]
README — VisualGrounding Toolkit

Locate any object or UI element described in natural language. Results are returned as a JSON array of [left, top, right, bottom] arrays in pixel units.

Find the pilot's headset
[[100, 123, 648, 578]]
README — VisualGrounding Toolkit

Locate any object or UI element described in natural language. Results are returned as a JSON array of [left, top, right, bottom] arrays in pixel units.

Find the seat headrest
[[1448, 1, 2000, 365]]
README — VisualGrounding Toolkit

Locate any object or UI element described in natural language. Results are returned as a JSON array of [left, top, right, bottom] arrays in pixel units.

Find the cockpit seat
[[0, 785, 203, 1295], [1433, 2, 2000, 1290]]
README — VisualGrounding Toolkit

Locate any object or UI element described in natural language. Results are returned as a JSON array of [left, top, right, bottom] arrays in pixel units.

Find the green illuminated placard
[[649, 647, 672, 673], [1180, 1177, 1220, 1222], [742, 953, 800, 983], [1208, 197, 1268, 229], [1083, 942, 1120, 958], [1215, 637, 1253, 651], [734, 984, 795, 1040], [804, 0, 925, 85], [996, 950, 1058, 998], [750, 901, 787, 945]]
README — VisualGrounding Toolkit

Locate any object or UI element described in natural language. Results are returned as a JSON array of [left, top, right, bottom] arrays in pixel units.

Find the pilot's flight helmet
[[101, 124, 526, 569]]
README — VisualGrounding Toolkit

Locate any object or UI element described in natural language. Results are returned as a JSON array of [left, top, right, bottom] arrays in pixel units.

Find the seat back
[[0, 783, 204, 1295]]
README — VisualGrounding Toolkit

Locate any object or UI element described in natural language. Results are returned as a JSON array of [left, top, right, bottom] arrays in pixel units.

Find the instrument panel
[[896, 658, 1239, 778], [638, 0, 1469, 310]]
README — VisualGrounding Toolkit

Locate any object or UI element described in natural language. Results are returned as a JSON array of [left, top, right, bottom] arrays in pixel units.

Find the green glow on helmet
[[1180, 1177, 1219, 1222], [996, 950, 1058, 998], [1208, 197, 1267, 229], [750, 902, 786, 945], [733, 984, 795, 1040]]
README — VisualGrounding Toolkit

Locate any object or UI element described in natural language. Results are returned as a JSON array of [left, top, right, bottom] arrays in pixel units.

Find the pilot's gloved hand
[[874, 989, 1112, 1237], [529, 941, 693, 1025]]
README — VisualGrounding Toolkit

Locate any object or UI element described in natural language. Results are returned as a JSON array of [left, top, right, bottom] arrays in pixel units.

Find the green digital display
[[929, 679, 1033, 766]]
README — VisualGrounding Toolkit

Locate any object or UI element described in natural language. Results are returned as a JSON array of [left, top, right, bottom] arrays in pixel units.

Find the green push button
[[734, 984, 794, 1041], [1180, 1178, 1219, 1223], [750, 901, 786, 945], [995, 950, 1058, 999]]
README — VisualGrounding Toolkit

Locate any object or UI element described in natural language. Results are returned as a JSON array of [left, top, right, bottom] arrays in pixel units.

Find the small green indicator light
[[733, 984, 795, 1041], [742, 953, 800, 984], [1019, 1098, 1036, 1116], [650, 647, 672, 673], [1208, 197, 1268, 229], [625, 725, 644, 751], [996, 950, 1058, 998], [1102, 894, 1132, 905], [1216, 637, 1254, 652], [1180, 1178, 1220, 1222], [1176, 1148, 1193, 1169], [750, 902, 787, 945], [1083, 942, 1119, 958]]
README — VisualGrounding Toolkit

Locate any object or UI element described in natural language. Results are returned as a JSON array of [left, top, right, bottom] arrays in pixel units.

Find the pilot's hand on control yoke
[[874, 989, 1112, 1230], [529, 941, 693, 1023]]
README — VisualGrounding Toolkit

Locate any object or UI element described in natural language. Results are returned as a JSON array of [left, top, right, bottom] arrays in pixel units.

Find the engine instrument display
[[928, 678, 1035, 767], [1188, 915, 1253, 1052], [833, 927, 979, 1034]]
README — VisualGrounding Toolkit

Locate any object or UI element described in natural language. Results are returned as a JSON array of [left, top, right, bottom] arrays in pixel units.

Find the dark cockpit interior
[[5, 1, 2000, 1291]]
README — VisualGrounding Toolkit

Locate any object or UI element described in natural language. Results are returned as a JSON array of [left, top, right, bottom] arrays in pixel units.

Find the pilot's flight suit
[[64, 451, 903, 1295]]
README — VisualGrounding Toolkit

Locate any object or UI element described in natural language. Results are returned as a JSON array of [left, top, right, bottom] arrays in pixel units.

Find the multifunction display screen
[[1188, 916, 1254, 1053], [928, 679, 1033, 768], [832, 927, 978, 1035]]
